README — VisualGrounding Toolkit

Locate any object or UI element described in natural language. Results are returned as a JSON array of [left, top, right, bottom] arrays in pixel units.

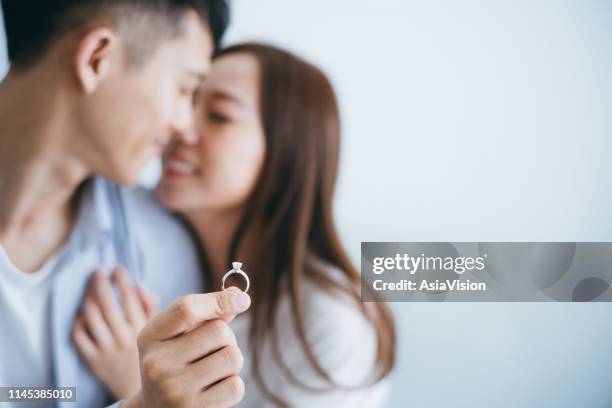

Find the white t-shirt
[[230, 259, 391, 407], [0, 245, 64, 394]]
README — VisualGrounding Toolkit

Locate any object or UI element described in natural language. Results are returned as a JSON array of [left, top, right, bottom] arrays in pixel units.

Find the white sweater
[[229, 261, 390, 407]]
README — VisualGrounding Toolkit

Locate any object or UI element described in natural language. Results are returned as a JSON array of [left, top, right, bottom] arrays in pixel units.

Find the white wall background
[[223, 2, 612, 407], [2, 1, 612, 407]]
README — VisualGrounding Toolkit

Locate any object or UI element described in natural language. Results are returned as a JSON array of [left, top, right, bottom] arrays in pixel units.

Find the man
[[0, 1, 249, 407]]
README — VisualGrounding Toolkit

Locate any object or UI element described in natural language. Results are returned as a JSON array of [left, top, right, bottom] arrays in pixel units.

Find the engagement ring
[[221, 261, 250, 293]]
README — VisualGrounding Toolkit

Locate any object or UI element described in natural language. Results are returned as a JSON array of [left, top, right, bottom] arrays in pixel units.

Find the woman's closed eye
[[208, 111, 230, 124]]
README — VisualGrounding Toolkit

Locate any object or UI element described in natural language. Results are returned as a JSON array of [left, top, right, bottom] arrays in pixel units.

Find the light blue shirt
[[0, 177, 203, 408]]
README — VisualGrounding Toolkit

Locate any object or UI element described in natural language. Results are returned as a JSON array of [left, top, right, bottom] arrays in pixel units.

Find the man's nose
[[172, 104, 199, 145]]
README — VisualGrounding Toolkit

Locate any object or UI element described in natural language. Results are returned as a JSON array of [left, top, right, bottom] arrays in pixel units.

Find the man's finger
[[187, 345, 244, 389], [160, 319, 238, 365], [200, 376, 245, 407], [140, 288, 250, 343]]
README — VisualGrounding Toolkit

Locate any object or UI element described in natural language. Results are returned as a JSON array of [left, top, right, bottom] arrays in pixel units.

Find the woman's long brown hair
[[214, 42, 395, 406]]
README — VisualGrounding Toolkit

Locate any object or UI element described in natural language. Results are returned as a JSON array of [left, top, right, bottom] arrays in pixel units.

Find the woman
[[72, 42, 395, 407]]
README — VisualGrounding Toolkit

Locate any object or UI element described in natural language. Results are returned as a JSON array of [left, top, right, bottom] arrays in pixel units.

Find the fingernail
[[229, 288, 251, 310]]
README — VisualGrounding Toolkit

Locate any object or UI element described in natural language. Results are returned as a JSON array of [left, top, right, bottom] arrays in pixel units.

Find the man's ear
[[74, 28, 118, 94]]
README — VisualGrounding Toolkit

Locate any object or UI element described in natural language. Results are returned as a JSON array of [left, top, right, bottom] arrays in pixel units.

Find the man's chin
[[101, 166, 143, 187]]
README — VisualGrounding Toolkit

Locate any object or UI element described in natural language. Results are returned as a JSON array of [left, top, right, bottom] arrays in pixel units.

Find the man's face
[[75, 11, 213, 185]]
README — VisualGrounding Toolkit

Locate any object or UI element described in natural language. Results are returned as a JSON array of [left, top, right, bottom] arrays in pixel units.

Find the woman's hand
[[72, 267, 159, 401]]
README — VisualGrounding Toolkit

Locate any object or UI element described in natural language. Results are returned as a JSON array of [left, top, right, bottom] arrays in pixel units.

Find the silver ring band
[[221, 262, 250, 293]]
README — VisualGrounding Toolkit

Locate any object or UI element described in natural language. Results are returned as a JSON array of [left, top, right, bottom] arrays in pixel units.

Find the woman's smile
[[163, 151, 201, 179]]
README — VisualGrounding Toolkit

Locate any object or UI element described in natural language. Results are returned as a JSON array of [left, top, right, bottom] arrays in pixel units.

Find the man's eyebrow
[[186, 69, 208, 83]]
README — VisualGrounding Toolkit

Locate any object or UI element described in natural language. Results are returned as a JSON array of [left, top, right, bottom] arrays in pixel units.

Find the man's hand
[[124, 287, 251, 408]]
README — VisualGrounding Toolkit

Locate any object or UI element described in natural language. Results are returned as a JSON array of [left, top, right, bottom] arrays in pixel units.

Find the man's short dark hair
[[1, 0, 230, 69]]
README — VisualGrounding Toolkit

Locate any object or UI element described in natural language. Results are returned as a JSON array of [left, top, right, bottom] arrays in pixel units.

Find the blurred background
[[2, 1, 612, 407]]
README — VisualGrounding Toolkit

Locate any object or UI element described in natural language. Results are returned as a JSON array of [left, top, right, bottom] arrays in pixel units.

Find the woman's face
[[156, 53, 265, 214]]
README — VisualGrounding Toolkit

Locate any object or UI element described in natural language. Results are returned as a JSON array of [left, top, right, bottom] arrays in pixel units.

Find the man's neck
[[0, 70, 90, 272]]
